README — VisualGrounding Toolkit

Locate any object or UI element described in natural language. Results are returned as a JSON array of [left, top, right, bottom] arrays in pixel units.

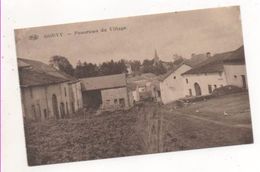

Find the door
[[52, 94, 59, 119], [208, 85, 213, 94], [31, 105, 37, 120], [36, 104, 42, 121], [189, 89, 192, 96], [241, 75, 247, 89], [194, 83, 202, 96], [66, 102, 69, 116], [60, 102, 65, 119]]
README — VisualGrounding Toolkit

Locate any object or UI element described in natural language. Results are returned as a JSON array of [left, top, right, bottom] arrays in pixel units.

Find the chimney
[[206, 52, 211, 58]]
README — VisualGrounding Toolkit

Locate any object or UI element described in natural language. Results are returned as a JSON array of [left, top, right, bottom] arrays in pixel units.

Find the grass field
[[162, 92, 253, 152], [24, 92, 253, 166]]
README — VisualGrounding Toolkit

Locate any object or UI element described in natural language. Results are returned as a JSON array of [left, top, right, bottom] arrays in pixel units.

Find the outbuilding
[[81, 73, 133, 111]]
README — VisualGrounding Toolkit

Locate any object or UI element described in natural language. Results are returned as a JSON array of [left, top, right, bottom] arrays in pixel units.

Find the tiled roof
[[18, 58, 75, 80], [182, 46, 245, 75], [18, 58, 75, 87], [81, 73, 127, 91], [19, 69, 69, 87]]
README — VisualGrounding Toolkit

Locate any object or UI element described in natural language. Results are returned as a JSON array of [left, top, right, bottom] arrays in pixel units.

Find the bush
[[212, 85, 244, 97]]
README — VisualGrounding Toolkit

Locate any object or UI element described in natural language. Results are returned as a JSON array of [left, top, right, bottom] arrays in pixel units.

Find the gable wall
[[224, 64, 247, 88], [101, 87, 131, 110], [160, 64, 191, 104]]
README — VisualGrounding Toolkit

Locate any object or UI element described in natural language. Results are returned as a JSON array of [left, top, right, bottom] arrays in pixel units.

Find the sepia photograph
[[14, 6, 253, 166]]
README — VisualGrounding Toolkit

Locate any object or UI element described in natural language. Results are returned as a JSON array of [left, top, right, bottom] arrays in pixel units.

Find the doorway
[[60, 102, 65, 119], [194, 82, 202, 96]]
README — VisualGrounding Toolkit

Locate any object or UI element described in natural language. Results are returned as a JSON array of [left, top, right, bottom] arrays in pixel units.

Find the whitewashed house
[[159, 62, 192, 104], [182, 46, 247, 97]]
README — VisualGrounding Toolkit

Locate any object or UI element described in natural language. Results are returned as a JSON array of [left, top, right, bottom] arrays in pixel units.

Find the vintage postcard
[[14, 6, 253, 166]]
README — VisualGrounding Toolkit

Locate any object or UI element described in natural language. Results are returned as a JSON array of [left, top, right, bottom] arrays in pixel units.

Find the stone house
[[128, 79, 161, 102], [18, 58, 83, 121]]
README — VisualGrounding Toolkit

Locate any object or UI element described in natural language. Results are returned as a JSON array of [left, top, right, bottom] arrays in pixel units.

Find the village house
[[182, 46, 247, 97], [81, 73, 133, 111], [127, 78, 161, 103], [159, 62, 193, 104], [18, 58, 83, 121], [125, 63, 133, 75], [158, 45, 246, 104]]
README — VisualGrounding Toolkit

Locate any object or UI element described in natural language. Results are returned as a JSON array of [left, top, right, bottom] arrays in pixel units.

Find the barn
[[81, 73, 133, 111], [18, 58, 83, 121]]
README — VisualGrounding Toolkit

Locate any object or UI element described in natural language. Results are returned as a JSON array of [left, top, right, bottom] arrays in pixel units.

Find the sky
[[15, 6, 243, 66]]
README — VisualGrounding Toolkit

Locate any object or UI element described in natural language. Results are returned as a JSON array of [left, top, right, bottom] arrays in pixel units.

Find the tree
[[99, 59, 127, 76], [154, 63, 167, 75], [142, 59, 154, 73], [129, 60, 141, 72], [74, 61, 99, 78], [49, 56, 74, 76], [173, 54, 185, 66]]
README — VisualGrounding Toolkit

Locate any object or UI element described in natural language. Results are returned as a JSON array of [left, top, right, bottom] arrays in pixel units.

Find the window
[[64, 87, 67, 96], [208, 85, 213, 94], [234, 75, 237, 78], [157, 90, 161, 97], [186, 78, 188, 84], [114, 99, 118, 104], [218, 72, 222, 77], [119, 98, 125, 107], [173, 76, 176, 79], [31, 105, 36, 120]]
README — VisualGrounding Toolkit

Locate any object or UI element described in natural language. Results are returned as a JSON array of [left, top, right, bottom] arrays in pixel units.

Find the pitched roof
[[19, 69, 69, 87], [182, 46, 245, 75], [18, 58, 75, 80], [81, 73, 127, 91], [17, 60, 31, 68], [18, 58, 75, 87], [159, 61, 193, 81]]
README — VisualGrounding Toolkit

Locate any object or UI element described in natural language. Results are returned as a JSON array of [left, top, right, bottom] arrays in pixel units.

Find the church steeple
[[154, 49, 160, 65]]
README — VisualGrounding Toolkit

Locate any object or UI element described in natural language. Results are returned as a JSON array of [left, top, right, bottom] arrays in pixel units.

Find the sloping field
[[162, 92, 253, 152], [24, 92, 253, 166], [24, 109, 145, 166]]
